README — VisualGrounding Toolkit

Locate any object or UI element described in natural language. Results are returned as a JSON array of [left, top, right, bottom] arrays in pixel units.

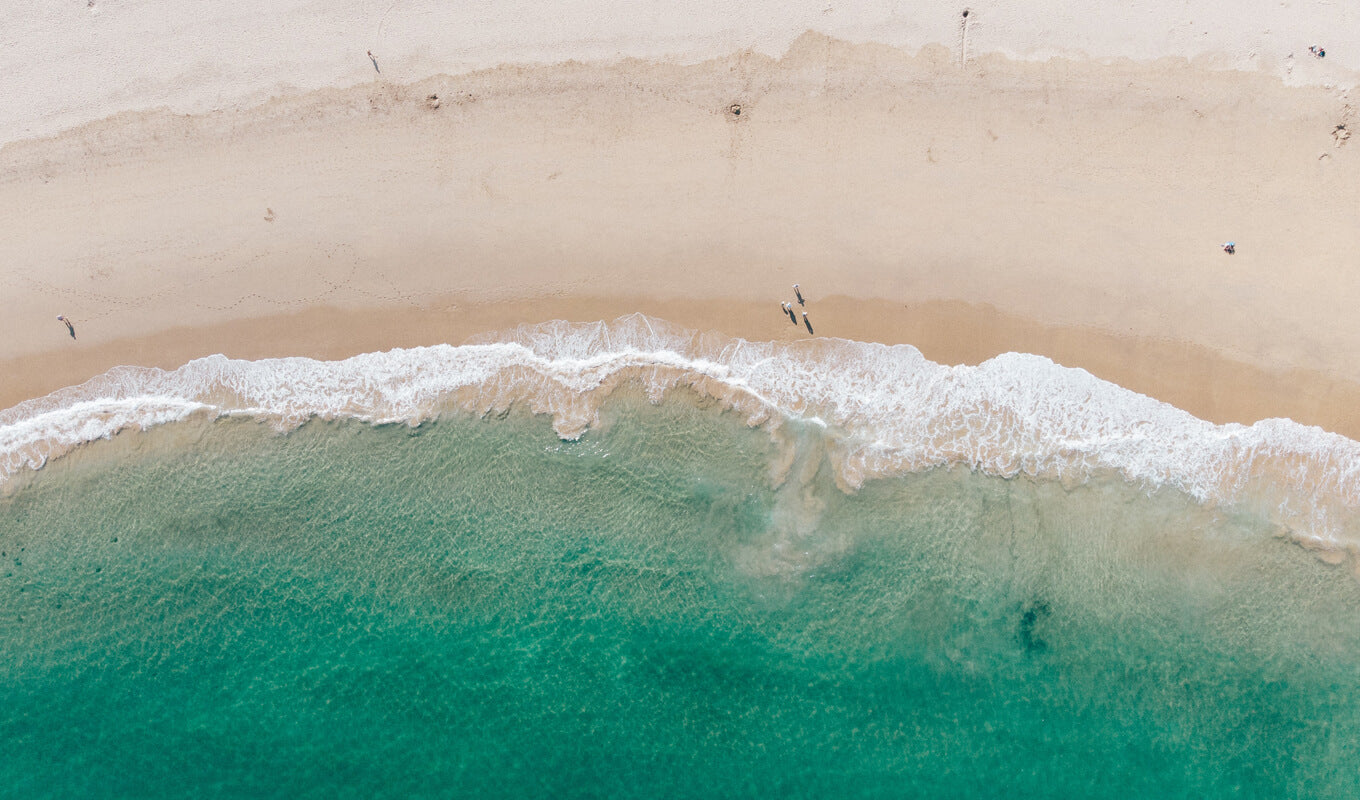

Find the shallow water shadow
[[1017, 599, 1051, 653]]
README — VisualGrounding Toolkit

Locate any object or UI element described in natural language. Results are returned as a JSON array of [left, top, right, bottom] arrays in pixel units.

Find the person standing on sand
[[794, 284, 805, 306], [57, 315, 75, 340], [802, 311, 813, 335]]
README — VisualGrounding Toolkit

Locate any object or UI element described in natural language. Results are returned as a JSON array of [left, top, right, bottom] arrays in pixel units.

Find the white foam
[[3, 314, 1358, 556]]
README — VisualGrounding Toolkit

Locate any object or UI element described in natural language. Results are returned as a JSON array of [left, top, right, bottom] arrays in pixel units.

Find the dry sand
[[2, 35, 1358, 434], [7, 0, 1354, 145]]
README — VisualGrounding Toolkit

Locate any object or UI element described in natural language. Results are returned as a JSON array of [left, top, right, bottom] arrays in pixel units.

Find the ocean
[[2, 316, 1359, 798]]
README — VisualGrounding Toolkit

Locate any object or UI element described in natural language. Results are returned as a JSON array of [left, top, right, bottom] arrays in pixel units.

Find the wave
[[2, 314, 1358, 559]]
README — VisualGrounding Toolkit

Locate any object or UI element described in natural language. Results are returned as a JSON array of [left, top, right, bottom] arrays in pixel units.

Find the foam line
[[2, 314, 1357, 556]]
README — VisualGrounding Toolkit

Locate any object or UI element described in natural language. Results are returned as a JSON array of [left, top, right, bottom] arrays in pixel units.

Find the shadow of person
[[368, 51, 381, 73], [803, 314, 814, 335]]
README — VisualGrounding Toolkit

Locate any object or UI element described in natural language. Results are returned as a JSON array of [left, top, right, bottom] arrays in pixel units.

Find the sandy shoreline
[[3, 35, 1358, 436], [4, 296, 1359, 441]]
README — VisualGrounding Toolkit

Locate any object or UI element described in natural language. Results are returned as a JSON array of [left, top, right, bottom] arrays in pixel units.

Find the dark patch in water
[[1018, 599, 1051, 653]]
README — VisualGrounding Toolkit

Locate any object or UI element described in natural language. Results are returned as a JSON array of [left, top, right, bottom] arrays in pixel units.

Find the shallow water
[[2, 392, 1359, 798]]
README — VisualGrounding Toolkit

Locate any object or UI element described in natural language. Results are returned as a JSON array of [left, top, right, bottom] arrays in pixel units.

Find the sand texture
[[5, 0, 1356, 145], [2, 31, 1358, 435]]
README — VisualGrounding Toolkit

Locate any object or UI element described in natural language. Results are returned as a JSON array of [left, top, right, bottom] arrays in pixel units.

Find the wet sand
[[3, 296, 1358, 440]]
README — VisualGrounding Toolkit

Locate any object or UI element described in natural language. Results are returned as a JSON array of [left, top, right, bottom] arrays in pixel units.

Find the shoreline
[[3, 36, 1358, 440], [7, 308, 1360, 565], [5, 296, 1359, 441]]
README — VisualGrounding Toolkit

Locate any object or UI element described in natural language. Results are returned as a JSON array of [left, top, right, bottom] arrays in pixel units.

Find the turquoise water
[[3, 391, 1360, 798]]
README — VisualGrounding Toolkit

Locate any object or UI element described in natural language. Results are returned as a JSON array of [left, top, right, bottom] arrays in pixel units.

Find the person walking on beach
[[802, 311, 813, 335], [793, 284, 805, 306], [57, 315, 75, 340], [368, 50, 380, 72], [783, 302, 798, 324], [1222, 241, 1235, 255]]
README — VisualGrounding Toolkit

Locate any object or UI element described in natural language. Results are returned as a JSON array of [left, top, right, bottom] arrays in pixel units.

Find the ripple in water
[[2, 391, 1359, 797]]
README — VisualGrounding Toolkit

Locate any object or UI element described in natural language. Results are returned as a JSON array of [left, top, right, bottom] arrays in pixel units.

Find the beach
[[1, 30, 1358, 434], [5, 3, 1360, 795]]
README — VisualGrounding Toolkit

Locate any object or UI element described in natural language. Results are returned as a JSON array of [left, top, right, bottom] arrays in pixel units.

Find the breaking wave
[[2, 314, 1358, 559]]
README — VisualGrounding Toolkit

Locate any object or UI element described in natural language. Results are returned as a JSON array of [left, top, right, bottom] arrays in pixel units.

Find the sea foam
[[2, 314, 1357, 558]]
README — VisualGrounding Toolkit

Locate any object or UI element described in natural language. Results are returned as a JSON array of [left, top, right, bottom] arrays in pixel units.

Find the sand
[[5, 0, 1356, 145], [2, 26, 1358, 435]]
